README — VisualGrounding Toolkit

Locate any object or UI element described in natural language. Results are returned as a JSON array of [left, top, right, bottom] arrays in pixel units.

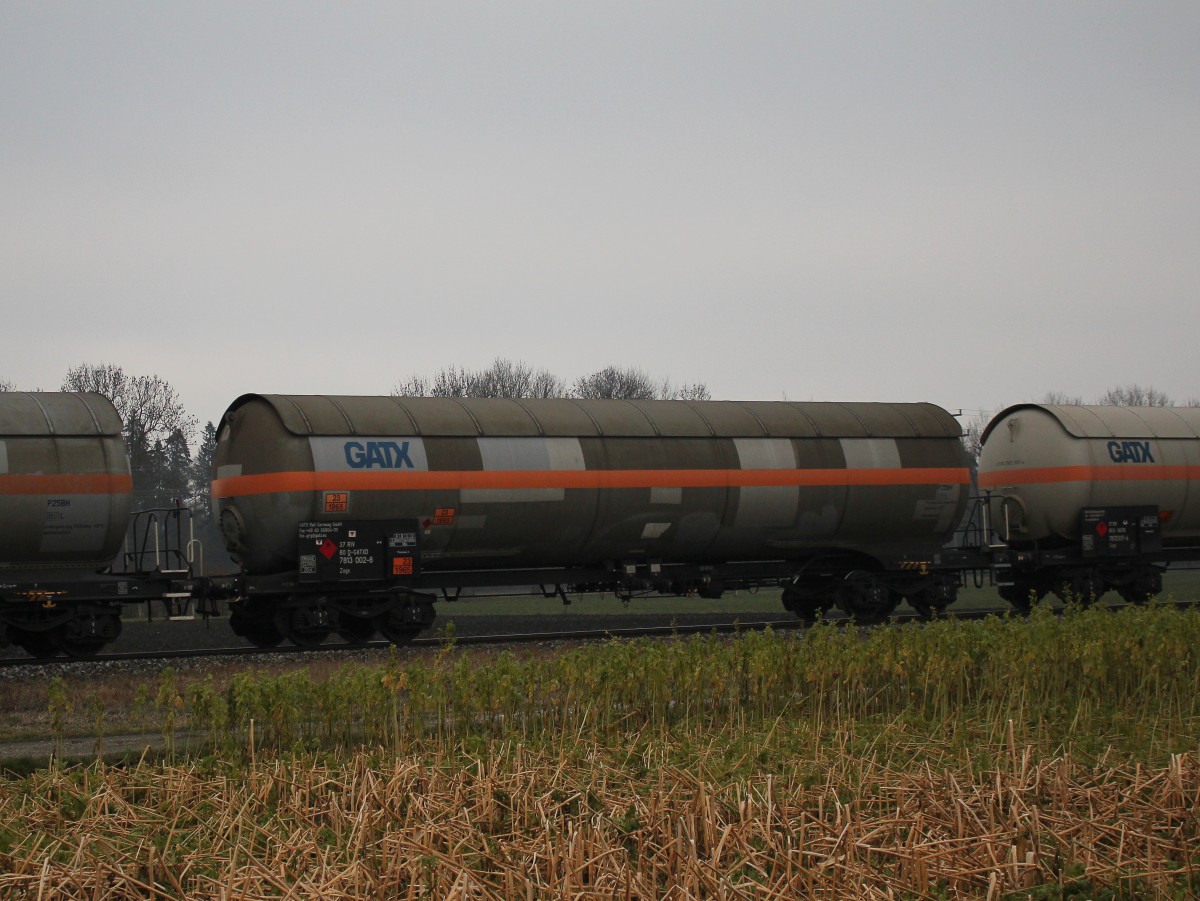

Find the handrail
[[122, 506, 196, 576]]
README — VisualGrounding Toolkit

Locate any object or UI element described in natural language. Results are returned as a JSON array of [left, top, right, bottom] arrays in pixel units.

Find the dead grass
[[4, 607, 1200, 897], [0, 739, 1196, 899]]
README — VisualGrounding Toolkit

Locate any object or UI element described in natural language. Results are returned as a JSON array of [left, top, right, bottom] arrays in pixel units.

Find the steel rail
[[0, 616, 810, 668], [0, 601, 1193, 669]]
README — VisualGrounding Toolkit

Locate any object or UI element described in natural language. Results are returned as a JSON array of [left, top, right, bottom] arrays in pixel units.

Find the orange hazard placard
[[392, 556, 414, 576], [433, 507, 456, 525], [324, 492, 349, 513]]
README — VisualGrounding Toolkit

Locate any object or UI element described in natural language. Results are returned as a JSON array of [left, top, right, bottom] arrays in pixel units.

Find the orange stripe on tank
[[979, 465, 1199, 488], [212, 467, 970, 499], [0, 473, 133, 495]]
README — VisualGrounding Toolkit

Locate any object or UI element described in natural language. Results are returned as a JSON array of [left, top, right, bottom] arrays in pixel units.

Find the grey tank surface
[[0, 392, 131, 570], [979, 404, 1200, 545], [212, 394, 970, 576]]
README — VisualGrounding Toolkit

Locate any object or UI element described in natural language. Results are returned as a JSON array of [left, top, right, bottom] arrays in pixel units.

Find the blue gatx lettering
[[344, 440, 415, 469], [1106, 440, 1155, 464]]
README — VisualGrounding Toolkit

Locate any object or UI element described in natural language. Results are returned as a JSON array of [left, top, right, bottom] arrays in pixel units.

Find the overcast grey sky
[[3, 2, 1198, 430]]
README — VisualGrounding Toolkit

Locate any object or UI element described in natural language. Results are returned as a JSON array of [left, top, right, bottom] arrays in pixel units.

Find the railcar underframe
[[0, 508, 216, 659], [217, 512, 992, 648]]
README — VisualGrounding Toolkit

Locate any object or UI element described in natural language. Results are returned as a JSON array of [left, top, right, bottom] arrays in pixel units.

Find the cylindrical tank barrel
[[978, 404, 1200, 544], [0, 392, 132, 569], [212, 394, 970, 576]]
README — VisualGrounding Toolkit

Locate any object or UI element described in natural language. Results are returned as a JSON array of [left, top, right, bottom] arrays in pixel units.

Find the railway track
[[4, 597, 1197, 670], [0, 605, 1038, 670], [0, 616, 804, 669]]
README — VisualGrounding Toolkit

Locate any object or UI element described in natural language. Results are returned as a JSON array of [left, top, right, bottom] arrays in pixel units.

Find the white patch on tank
[[216, 464, 243, 479], [39, 495, 110, 554], [650, 486, 682, 504], [640, 522, 671, 539], [734, 438, 799, 528], [0, 441, 7, 474], [309, 437, 430, 472], [840, 438, 901, 469], [463, 437, 584, 504]]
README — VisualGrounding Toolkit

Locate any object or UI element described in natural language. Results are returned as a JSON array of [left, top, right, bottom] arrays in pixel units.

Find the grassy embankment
[[1, 599, 1199, 897]]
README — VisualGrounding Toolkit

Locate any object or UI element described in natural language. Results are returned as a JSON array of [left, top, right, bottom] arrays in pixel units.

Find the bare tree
[[668, 381, 712, 401], [394, 358, 567, 399], [468, 358, 566, 398], [393, 373, 433, 396], [396, 360, 710, 402], [61, 363, 197, 445], [1098, 384, 1173, 406], [0, 378, 13, 392], [572, 366, 710, 400], [572, 366, 658, 400], [62, 363, 198, 507], [1042, 391, 1084, 405], [958, 408, 995, 475]]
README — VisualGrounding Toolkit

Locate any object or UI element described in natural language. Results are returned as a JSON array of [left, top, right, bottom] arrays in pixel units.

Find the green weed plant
[[152, 602, 1200, 767]]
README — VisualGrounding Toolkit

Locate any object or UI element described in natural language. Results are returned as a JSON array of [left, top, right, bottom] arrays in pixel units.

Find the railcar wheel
[[336, 612, 377, 645], [56, 614, 121, 659], [10, 628, 60, 659], [781, 585, 830, 620], [1054, 569, 1106, 606], [1117, 571, 1162, 605], [1117, 587, 1152, 605], [904, 589, 943, 620], [229, 605, 285, 648], [998, 582, 1048, 613], [835, 574, 896, 624], [57, 636, 107, 659], [377, 610, 423, 646], [275, 604, 332, 648], [908, 579, 957, 619], [241, 621, 285, 648]]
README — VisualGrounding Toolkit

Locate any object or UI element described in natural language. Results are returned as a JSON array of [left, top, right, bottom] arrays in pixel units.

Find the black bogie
[[8, 626, 61, 660], [335, 611, 377, 645], [1, 605, 123, 659], [274, 602, 333, 648], [995, 560, 1168, 613], [227, 586, 437, 649], [835, 574, 896, 623]]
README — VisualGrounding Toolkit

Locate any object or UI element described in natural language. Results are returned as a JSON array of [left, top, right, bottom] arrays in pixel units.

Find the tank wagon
[[0, 392, 205, 657], [211, 394, 973, 646], [978, 403, 1200, 608]]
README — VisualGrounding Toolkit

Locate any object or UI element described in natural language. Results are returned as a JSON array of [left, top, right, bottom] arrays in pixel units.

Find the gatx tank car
[[0, 392, 208, 657], [5, 392, 1200, 657], [978, 403, 1200, 608], [210, 394, 973, 647]]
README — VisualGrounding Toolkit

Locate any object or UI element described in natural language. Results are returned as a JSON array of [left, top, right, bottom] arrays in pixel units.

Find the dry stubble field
[[1, 600, 1199, 899]]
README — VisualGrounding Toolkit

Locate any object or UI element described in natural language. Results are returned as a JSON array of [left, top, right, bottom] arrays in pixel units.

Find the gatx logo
[[1107, 440, 1155, 464], [343, 440, 415, 469]]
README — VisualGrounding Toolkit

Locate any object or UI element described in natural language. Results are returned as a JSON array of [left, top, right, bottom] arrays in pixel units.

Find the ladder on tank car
[[953, 492, 1015, 590], [121, 505, 208, 620]]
